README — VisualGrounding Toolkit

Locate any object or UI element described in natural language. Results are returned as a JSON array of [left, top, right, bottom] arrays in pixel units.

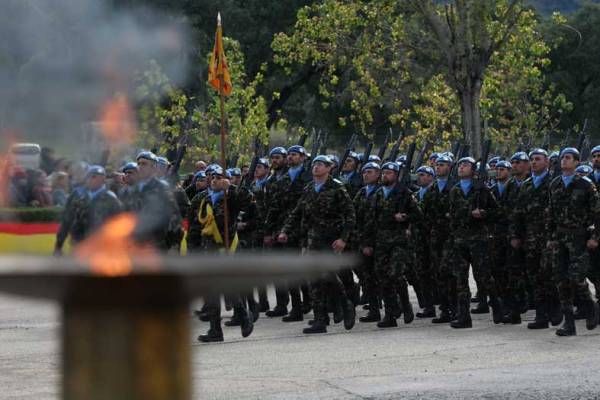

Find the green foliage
[[0, 207, 62, 222]]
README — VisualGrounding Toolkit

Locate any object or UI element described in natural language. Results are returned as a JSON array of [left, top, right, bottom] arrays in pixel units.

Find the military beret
[[121, 162, 138, 173], [488, 156, 501, 166], [382, 161, 400, 172], [136, 151, 157, 163], [591, 145, 600, 155], [156, 156, 170, 166], [396, 155, 407, 163], [361, 161, 381, 172], [416, 166, 435, 176], [287, 145, 306, 155], [442, 152, 454, 162], [256, 157, 270, 168], [87, 165, 106, 177], [211, 165, 231, 178], [560, 147, 580, 160], [368, 155, 382, 163], [528, 148, 549, 158], [510, 151, 530, 162], [458, 157, 476, 166], [347, 151, 360, 162], [194, 171, 207, 180], [429, 152, 440, 161], [312, 155, 333, 165], [328, 154, 340, 165], [205, 163, 221, 175], [575, 164, 593, 174], [549, 151, 559, 160], [495, 160, 512, 169], [436, 155, 453, 164], [269, 147, 287, 157], [227, 168, 241, 177]]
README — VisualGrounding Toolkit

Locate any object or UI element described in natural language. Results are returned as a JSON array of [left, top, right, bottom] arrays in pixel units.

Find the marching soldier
[[353, 161, 382, 323], [277, 155, 356, 334], [339, 151, 363, 199], [447, 157, 502, 328], [83, 166, 122, 233], [362, 161, 422, 328], [546, 147, 600, 336]]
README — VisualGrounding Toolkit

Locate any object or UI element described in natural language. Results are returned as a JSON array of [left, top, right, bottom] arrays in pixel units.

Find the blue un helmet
[[312, 155, 333, 165], [528, 148, 549, 159], [136, 150, 157, 163], [575, 164, 593, 175], [212, 165, 231, 178], [347, 151, 360, 162], [442, 152, 455, 162], [457, 156, 476, 166], [121, 162, 138, 173], [549, 151, 559, 161], [328, 154, 340, 166], [269, 146, 287, 157], [416, 166, 435, 176], [256, 157, 270, 168], [382, 161, 400, 173], [560, 147, 580, 160], [205, 163, 221, 175], [86, 165, 106, 178], [436, 154, 453, 165], [193, 171, 207, 181], [156, 156, 170, 167], [510, 151, 530, 163], [488, 156, 501, 167], [429, 152, 440, 162], [368, 155, 382, 163], [495, 160, 512, 170], [396, 155, 407, 164], [591, 145, 600, 156], [361, 161, 381, 172], [287, 145, 306, 155]]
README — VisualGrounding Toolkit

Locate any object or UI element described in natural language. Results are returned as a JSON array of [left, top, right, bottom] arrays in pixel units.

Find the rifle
[[474, 139, 492, 208], [335, 134, 358, 178], [541, 132, 550, 151], [398, 142, 417, 188], [228, 154, 239, 168], [360, 142, 374, 169], [387, 130, 407, 162], [240, 137, 262, 188], [377, 129, 392, 160], [448, 143, 466, 185], [414, 141, 432, 169], [305, 129, 322, 168], [298, 132, 309, 147], [319, 131, 329, 155]]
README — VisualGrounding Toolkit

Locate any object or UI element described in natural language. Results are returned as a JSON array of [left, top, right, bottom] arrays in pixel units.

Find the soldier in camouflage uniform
[[353, 161, 381, 323], [362, 161, 422, 328], [83, 166, 122, 234], [447, 157, 502, 328], [118, 162, 139, 211], [546, 147, 600, 336], [130, 151, 183, 252], [278, 155, 356, 334], [587, 145, 600, 307], [191, 166, 254, 342], [339, 151, 363, 199], [422, 154, 456, 323], [509, 149, 562, 329], [264, 146, 313, 320], [414, 166, 437, 318]]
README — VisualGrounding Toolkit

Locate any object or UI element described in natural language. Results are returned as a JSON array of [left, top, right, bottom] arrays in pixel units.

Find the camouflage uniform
[[448, 179, 501, 325], [547, 174, 600, 325], [85, 187, 122, 235], [340, 170, 363, 200], [55, 186, 90, 251], [281, 176, 356, 324], [509, 172, 559, 325], [422, 179, 456, 321], [264, 166, 312, 314], [131, 177, 183, 251], [414, 186, 436, 315], [363, 184, 423, 322], [352, 184, 380, 318], [587, 173, 600, 303]]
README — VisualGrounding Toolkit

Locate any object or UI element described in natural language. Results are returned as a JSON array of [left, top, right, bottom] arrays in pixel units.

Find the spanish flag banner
[[207, 13, 232, 96], [0, 222, 64, 255]]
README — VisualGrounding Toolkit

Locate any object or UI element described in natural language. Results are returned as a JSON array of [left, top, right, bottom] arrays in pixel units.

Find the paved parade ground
[[1, 287, 600, 400]]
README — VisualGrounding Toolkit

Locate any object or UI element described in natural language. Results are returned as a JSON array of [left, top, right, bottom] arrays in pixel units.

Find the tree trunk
[[459, 77, 483, 159]]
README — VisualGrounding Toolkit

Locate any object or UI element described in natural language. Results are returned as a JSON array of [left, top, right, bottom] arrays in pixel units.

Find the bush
[[0, 207, 63, 223]]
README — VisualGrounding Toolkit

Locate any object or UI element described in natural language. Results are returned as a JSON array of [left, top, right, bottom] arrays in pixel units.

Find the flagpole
[[217, 13, 231, 251]]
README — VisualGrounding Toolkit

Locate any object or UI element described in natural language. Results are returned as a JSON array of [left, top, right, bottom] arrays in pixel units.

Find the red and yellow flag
[[208, 13, 232, 96]]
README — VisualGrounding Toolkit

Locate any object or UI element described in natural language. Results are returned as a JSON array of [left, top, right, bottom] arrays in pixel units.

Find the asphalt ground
[[1, 284, 600, 400]]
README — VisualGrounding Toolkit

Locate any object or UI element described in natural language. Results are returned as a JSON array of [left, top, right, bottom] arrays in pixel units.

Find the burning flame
[[74, 213, 159, 277], [97, 93, 137, 145]]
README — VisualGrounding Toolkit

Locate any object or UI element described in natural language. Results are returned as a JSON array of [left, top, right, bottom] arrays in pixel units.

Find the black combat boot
[[198, 318, 224, 343], [547, 297, 563, 326], [333, 297, 344, 324], [194, 303, 211, 322], [303, 316, 327, 334], [399, 285, 414, 324], [556, 304, 576, 336], [247, 297, 260, 323], [343, 299, 356, 330], [258, 288, 270, 313], [585, 298, 599, 330], [360, 294, 381, 322], [451, 298, 472, 329], [265, 305, 288, 318], [527, 303, 549, 329], [282, 307, 304, 322], [224, 310, 241, 327], [308, 315, 330, 326], [235, 305, 254, 338], [376, 312, 398, 328], [489, 297, 504, 324], [470, 299, 489, 314], [417, 306, 436, 319]]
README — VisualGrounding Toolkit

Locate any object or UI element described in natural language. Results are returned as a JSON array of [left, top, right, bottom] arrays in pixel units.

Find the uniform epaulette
[[105, 190, 118, 199], [581, 176, 593, 184], [332, 178, 343, 185]]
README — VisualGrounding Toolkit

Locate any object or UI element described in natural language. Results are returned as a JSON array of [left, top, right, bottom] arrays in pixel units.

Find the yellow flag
[[208, 13, 232, 96]]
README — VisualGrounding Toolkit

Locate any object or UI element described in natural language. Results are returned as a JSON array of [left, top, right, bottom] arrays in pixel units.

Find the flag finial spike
[[217, 12, 221, 26]]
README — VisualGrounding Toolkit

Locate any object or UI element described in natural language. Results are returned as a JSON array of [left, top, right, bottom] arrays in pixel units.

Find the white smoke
[[0, 0, 190, 150]]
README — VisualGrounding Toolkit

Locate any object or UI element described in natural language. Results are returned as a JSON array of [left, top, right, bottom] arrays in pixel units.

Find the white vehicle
[[9, 143, 41, 170]]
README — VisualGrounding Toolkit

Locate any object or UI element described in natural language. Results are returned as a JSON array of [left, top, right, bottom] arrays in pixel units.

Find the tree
[[408, 0, 528, 157]]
